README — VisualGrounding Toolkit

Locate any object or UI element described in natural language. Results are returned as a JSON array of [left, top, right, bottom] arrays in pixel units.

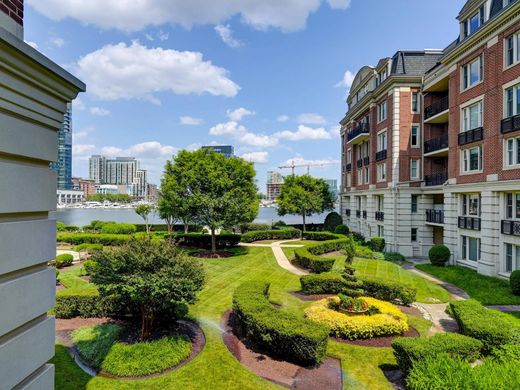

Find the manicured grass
[[51, 344, 93, 389], [72, 324, 122, 369], [416, 264, 520, 305], [58, 266, 97, 293]]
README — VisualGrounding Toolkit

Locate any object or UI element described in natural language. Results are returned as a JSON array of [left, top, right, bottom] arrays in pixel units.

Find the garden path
[[240, 240, 309, 275]]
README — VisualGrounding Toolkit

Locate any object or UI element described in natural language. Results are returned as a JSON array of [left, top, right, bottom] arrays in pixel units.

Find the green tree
[[135, 204, 154, 233], [91, 237, 205, 340], [160, 149, 258, 252], [277, 174, 334, 232]]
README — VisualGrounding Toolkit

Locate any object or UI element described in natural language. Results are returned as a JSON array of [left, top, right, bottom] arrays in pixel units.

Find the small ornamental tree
[[135, 204, 154, 233], [277, 175, 334, 232], [324, 212, 343, 232], [91, 237, 205, 340], [429, 244, 451, 266]]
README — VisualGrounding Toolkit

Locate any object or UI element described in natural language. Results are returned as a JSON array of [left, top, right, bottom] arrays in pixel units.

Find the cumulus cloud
[[50, 37, 65, 48], [74, 41, 240, 104], [27, 0, 352, 32], [89, 107, 111, 116], [227, 107, 255, 121], [241, 151, 269, 163], [180, 116, 204, 126], [335, 69, 355, 89], [274, 125, 332, 141], [73, 144, 96, 156], [277, 114, 290, 122], [209, 121, 278, 148], [100, 141, 177, 159], [298, 113, 327, 125], [215, 24, 243, 48], [72, 97, 86, 111]]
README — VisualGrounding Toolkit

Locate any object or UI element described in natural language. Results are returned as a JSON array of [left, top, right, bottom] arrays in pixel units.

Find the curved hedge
[[300, 273, 347, 294], [240, 229, 301, 243], [294, 233, 351, 273], [232, 281, 329, 365]]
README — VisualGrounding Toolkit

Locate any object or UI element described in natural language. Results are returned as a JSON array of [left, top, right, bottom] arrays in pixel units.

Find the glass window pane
[[507, 193, 513, 219], [462, 236, 467, 258], [469, 148, 479, 170], [469, 104, 480, 129], [470, 58, 480, 85], [507, 88, 514, 117], [508, 139, 514, 165], [516, 194, 520, 219], [469, 238, 479, 261], [506, 244, 513, 272], [516, 246, 520, 271]]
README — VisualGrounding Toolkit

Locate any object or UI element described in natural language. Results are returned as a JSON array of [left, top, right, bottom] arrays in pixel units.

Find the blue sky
[[24, 0, 464, 189]]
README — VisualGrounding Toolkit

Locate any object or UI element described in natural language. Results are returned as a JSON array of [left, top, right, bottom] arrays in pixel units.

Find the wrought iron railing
[[375, 211, 384, 221], [425, 171, 448, 186], [458, 216, 481, 231], [426, 209, 444, 224], [501, 114, 520, 134], [424, 95, 449, 120], [347, 123, 370, 141], [424, 134, 449, 154], [458, 127, 483, 145], [501, 220, 520, 236], [376, 149, 387, 161]]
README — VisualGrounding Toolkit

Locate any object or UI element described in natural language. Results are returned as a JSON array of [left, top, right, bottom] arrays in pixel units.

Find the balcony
[[346, 163, 352, 172], [356, 159, 363, 168], [458, 127, 483, 145], [376, 149, 387, 161], [356, 210, 361, 218], [458, 216, 481, 231], [347, 123, 370, 144], [426, 209, 444, 225], [425, 171, 448, 186], [501, 114, 520, 134], [424, 95, 449, 123], [424, 134, 449, 157], [345, 209, 351, 217], [363, 156, 370, 166], [375, 211, 384, 221], [362, 210, 367, 219], [501, 220, 520, 236]]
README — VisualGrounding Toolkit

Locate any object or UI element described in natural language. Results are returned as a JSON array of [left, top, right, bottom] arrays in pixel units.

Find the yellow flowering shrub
[[304, 296, 409, 340]]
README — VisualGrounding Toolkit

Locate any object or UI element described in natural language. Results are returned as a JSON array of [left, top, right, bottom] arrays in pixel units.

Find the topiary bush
[[55, 290, 115, 318], [324, 212, 343, 232], [355, 245, 384, 260], [240, 229, 301, 243], [369, 237, 385, 252], [82, 260, 99, 276], [300, 273, 347, 294], [361, 278, 417, 306], [428, 244, 451, 266], [52, 253, 74, 268], [392, 333, 482, 374], [74, 243, 103, 253], [334, 224, 350, 235], [233, 281, 329, 365], [272, 220, 288, 229], [350, 231, 365, 244], [511, 270, 520, 296], [302, 231, 341, 241]]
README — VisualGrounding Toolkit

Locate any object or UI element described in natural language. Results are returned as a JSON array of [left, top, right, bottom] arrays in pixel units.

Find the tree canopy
[[135, 204, 154, 233]]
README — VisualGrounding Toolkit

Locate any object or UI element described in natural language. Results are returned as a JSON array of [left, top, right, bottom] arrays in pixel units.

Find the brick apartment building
[[340, 0, 520, 278]]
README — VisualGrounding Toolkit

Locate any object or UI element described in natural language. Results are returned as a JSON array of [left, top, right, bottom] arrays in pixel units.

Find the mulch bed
[[221, 310, 342, 390], [56, 283, 65, 291], [332, 326, 419, 348], [190, 250, 234, 258]]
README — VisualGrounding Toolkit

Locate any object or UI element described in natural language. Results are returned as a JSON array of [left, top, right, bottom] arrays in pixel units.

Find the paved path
[[486, 305, 520, 312], [240, 240, 308, 276], [56, 249, 80, 261]]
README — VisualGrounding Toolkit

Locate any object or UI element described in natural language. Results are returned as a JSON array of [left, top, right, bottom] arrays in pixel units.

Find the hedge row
[[450, 299, 520, 353], [57, 233, 132, 246], [232, 281, 329, 365], [294, 236, 352, 273], [302, 231, 342, 241], [55, 290, 110, 318], [174, 233, 241, 249], [240, 229, 301, 243], [299, 273, 346, 294]]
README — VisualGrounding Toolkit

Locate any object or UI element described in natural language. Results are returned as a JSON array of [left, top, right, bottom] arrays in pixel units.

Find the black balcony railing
[[346, 163, 352, 171], [375, 149, 387, 161], [458, 127, 483, 145], [362, 210, 367, 219], [425, 171, 448, 186], [363, 156, 370, 166], [347, 123, 370, 141], [426, 209, 444, 224], [458, 216, 481, 231], [424, 95, 449, 120], [501, 114, 520, 134], [357, 159, 363, 168], [345, 209, 351, 217], [501, 220, 520, 236], [424, 134, 449, 154], [375, 211, 384, 221], [356, 210, 361, 218]]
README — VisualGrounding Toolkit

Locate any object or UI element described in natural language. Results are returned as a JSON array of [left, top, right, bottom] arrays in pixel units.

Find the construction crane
[[278, 160, 339, 175]]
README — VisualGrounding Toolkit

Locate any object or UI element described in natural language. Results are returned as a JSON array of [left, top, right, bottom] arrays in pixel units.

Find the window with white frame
[[357, 168, 362, 185], [411, 228, 418, 242], [377, 101, 387, 122], [376, 195, 384, 211], [462, 100, 483, 132], [378, 225, 384, 237], [410, 159, 420, 180], [505, 31, 520, 67], [505, 136, 520, 167], [411, 125, 420, 147], [363, 167, 369, 184], [364, 141, 370, 158], [505, 192, 520, 219], [376, 68, 388, 86], [377, 130, 387, 152], [461, 193, 481, 216], [505, 243, 520, 273], [377, 163, 386, 182], [462, 6, 485, 38], [347, 148, 352, 164], [411, 195, 418, 213], [346, 173, 352, 187], [462, 235, 480, 262], [461, 145, 483, 173], [505, 84, 520, 118], [412, 92, 420, 113], [462, 56, 483, 90]]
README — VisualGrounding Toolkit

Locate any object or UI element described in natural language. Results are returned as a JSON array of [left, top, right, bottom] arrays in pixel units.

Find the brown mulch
[[290, 291, 336, 301], [56, 317, 111, 347], [56, 283, 65, 291], [332, 326, 420, 348], [190, 250, 234, 258], [221, 310, 342, 390], [399, 305, 423, 317], [79, 275, 91, 282]]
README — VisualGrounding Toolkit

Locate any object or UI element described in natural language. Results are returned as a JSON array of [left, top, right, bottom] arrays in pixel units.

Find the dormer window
[[463, 6, 485, 38], [376, 68, 388, 86]]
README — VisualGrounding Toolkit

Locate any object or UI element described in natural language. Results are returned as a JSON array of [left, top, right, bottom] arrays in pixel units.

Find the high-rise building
[[201, 145, 234, 158], [89, 156, 140, 186], [51, 102, 73, 189], [266, 171, 284, 201], [147, 183, 159, 203], [132, 169, 148, 200], [89, 155, 106, 184]]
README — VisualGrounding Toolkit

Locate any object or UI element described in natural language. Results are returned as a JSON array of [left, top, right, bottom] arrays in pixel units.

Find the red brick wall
[[0, 0, 23, 25]]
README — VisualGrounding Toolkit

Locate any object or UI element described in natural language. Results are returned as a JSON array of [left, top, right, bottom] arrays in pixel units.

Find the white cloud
[[227, 107, 255, 121], [277, 114, 290, 122], [329, 125, 341, 138], [28, 0, 351, 33], [241, 151, 269, 163], [100, 141, 177, 159], [215, 24, 243, 48], [75, 41, 240, 104], [275, 125, 332, 141], [72, 126, 95, 143], [50, 37, 65, 48], [285, 157, 340, 166], [209, 121, 278, 148], [73, 144, 96, 156], [25, 41, 38, 49], [180, 116, 204, 126], [145, 33, 154, 41], [89, 107, 111, 116], [72, 97, 86, 111], [335, 69, 355, 89], [297, 113, 327, 125], [158, 30, 169, 41]]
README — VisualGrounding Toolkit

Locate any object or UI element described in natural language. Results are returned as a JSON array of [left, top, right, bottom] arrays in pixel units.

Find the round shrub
[[334, 224, 350, 235], [324, 212, 343, 232], [74, 243, 103, 253], [220, 229, 233, 235], [54, 253, 74, 268], [428, 244, 451, 266], [272, 220, 288, 229], [369, 237, 385, 252], [510, 270, 520, 296]]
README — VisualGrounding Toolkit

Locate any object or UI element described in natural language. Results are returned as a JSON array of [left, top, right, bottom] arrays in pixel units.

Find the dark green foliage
[[100, 223, 137, 234], [350, 231, 365, 243], [240, 223, 271, 232], [74, 243, 103, 252], [369, 237, 385, 252], [82, 220, 115, 232], [342, 262, 364, 297], [300, 273, 347, 294], [240, 229, 301, 243], [57, 221, 80, 232], [174, 233, 241, 248], [491, 343, 520, 363], [511, 270, 520, 295], [57, 233, 132, 246], [82, 260, 99, 276], [294, 237, 351, 273], [428, 244, 451, 266], [53, 253, 74, 268], [355, 245, 384, 260], [232, 281, 329, 365], [392, 333, 482, 374], [302, 231, 341, 241], [55, 291, 114, 319], [361, 278, 417, 305], [334, 224, 350, 235], [450, 299, 520, 353], [324, 212, 343, 232], [86, 194, 132, 203], [384, 252, 406, 262], [272, 220, 288, 229]]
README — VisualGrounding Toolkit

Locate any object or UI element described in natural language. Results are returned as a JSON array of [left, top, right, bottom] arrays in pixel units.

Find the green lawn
[[54, 245, 437, 389], [416, 265, 520, 305]]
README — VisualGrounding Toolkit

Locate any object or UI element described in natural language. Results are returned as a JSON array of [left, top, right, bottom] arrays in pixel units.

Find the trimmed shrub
[[324, 212, 342, 232], [53, 253, 74, 268], [55, 290, 112, 318], [355, 245, 384, 260], [57, 233, 132, 246], [369, 237, 385, 252], [82, 260, 99, 276], [450, 299, 520, 353], [491, 343, 520, 363], [334, 224, 349, 235], [302, 231, 341, 241], [511, 270, 520, 296], [240, 223, 271, 232], [100, 223, 137, 234], [240, 229, 301, 243], [350, 231, 365, 243], [272, 220, 288, 229], [294, 237, 353, 273], [361, 278, 417, 306], [428, 244, 451, 266], [174, 233, 241, 249], [74, 243, 103, 253], [56, 221, 66, 232], [384, 252, 406, 262], [392, 333, 482, 374], [233, 281, 329, 365], [300, 273, 347, 294]]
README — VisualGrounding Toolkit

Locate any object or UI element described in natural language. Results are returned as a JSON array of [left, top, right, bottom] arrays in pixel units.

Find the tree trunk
[[140, 306, 154, 341], [166, 216, 173, 243], [211, 228, 217, 253], [302, 213, 306, 232], [184, 222, 189, 234], [145, 217, 150, 234]]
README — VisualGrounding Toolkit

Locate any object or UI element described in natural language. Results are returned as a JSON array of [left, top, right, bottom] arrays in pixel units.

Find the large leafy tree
[[91, 237, 205, 340], [277, 174, 334, 232], [160, 149, 259, 252]]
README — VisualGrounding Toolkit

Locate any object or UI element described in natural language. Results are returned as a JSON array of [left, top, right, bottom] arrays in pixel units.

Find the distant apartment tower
[[147, 183, 159, 203], [50, 102, 73, 189], [201, 145, 234, 158], [266, 171, 284, 201], [89, 156, 140, 185], [89, 155, 106, 184], [132, 169, 148, 200]]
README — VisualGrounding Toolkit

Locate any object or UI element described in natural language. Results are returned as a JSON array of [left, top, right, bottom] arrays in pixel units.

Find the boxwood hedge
[[361, 278, 417, 306], [240, 229, 301, 243], [294, 235, 354, 273], [232, 281, 329, 366], [174, 233, 241, 248], [300, 273, 347, 294], [57, 233, 132, 246]]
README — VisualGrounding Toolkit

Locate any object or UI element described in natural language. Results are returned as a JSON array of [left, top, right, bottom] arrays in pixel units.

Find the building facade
[[340, 0, 520, 278], [132, 169, 148, 200], [57, 189, 84, 205], [50, 102, 72, 190], [89, 154, 106, 184], [201, 144, 234, 157], [72, 177, 96, 197], [266, 171, 284, 201], [0, 1, 85, 388]]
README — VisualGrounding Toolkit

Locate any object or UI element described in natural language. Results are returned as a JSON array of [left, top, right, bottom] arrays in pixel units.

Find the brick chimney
[[0, 0, 23, 39]]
